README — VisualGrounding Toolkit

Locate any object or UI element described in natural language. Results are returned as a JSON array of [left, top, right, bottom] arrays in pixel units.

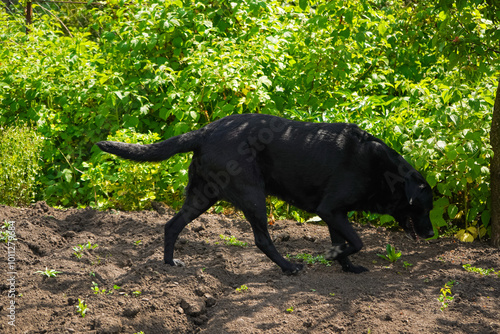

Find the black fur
[[96, 114, 434, 274]]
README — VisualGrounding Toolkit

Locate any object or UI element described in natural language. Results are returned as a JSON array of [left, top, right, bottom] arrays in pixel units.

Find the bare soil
[[1, 201, 499, 334]]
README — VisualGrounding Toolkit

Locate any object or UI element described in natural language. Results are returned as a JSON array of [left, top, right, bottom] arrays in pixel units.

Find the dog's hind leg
[[164, 181, 217, 267], [235, 188, 304, 275]]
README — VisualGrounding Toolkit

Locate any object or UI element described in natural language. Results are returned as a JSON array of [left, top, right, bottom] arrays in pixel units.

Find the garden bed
[[1, 202, 499, 333]]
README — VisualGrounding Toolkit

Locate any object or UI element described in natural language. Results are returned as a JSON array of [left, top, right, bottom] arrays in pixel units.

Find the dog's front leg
[[327, 245, 368, 273], [317, 209, 368, 273]]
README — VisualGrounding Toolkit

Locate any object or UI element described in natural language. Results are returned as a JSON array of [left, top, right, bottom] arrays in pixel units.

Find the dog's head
[[393, 174, 434, 240]]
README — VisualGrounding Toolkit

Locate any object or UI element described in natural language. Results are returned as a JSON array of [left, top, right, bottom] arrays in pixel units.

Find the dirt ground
[[1, 201, 499, 334]]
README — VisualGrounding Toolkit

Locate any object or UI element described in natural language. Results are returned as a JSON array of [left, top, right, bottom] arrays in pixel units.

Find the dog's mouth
[[405, 217, 419, 241]]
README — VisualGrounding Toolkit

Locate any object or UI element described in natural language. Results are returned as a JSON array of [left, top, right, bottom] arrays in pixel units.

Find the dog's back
[[191, 114, 382, 210]]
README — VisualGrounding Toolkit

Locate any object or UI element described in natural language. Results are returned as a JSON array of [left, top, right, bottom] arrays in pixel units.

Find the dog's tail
[[96, 130, 201, 162]]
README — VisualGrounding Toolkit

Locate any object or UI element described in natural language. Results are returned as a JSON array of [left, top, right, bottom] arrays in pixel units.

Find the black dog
[[97, 114, 434, 274]]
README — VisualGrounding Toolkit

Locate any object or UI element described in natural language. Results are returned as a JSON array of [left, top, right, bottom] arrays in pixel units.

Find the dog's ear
[[405, 178, 426, 206]]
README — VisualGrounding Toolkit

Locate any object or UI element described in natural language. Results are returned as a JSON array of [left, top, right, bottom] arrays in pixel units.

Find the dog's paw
[[342, 264, 368, 274], [282, 263, 304, 275], [172, 259, 186, 267], [165, 258, 186, 267], [337, 257, 368, 274]]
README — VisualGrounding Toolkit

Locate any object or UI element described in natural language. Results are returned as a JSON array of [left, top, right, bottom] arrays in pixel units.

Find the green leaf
[[299, 0, 308, 11], [484, 96, 495, 106], [447, 205, 458, 219], [258, 75, 272, 88], [124, 115, 139, 128], [434, 197, 450, 208], [344, 10, 353, 25], [377, 21, 388, 36], [95, 115, 105, 127], [481, 210, 491, 226], [456, 229, 474, 242], [379, 214, 395, 224], [159, 107, 170, 120], [430, 207, 447, 227], [446, 149, 457, 161], [173, 37, 183, 48], [62, 169, 73, 183], [426, 173, 437, 188]]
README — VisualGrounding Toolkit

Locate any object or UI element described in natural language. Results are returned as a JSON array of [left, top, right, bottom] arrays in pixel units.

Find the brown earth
[[1, 201, 499, 334]]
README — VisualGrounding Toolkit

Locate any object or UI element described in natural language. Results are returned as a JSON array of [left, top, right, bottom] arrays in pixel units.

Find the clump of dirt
[[1, 202, 499, 333]]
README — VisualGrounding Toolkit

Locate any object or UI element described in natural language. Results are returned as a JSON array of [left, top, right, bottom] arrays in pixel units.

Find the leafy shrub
[[0, 126, 43, 206], [0, 0, 497, 241]]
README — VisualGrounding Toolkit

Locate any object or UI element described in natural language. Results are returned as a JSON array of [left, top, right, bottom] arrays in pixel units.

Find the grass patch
[[219, 235, 248, 247], [287, 253, 332, 266], [462, 264, 499, 276]]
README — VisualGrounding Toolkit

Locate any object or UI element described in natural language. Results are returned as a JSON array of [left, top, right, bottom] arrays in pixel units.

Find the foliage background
[[0, 0, 498, 240]]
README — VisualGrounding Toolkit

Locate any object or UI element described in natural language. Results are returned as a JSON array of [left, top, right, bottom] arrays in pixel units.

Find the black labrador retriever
[[97, 114, 434, 274]]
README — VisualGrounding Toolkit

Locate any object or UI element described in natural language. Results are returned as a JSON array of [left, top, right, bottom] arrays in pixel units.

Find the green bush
[[0, 126, 43, 206], [0, 0, 497, 240]]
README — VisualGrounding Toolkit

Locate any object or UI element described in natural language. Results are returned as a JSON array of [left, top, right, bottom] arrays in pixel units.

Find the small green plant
[[236, 284, 249, 293], [286, 306, 294, 313], [91, 281, 103, 294], [403, 261, 413, 270], [437, 280, 456, 311], [91, 256, 102, 266], [133, 240, 142, 246], [377, 244, 402, 263], [287, 253, 332, 266], [75, 299, 88, 318], [219, 235, 248, 247], [35, 267, 62, 278], [462, 264, 499, 276], [92, 281, 121, 295], [73, 248, 83, 259], [0, 226, 8, 243], [132, 290, 142, 297], [85, 241, 98, 250], [0, 221, 15, 243], [73, 241, 99, 258]]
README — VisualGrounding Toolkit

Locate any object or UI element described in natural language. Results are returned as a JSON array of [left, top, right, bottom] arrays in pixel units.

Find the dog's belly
[[264, 178, 323, 212]]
